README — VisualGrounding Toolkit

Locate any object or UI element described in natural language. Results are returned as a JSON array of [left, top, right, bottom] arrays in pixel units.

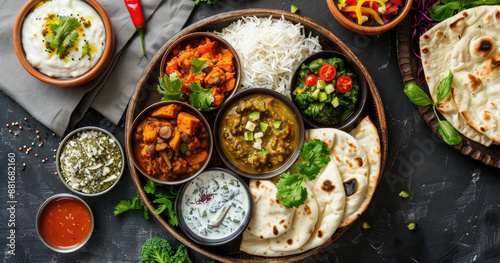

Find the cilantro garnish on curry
[[293, 57, 360, 125], [158, 37, 237, 110]]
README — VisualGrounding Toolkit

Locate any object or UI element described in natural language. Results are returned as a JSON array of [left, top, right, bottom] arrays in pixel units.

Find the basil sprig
[[404, 71, 462, 145], [430, 0, 500, 21]]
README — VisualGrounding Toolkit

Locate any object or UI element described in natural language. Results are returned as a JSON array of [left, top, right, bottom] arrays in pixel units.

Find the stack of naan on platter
[[420, 6, 500, 146], [240, 117, 381, 257]]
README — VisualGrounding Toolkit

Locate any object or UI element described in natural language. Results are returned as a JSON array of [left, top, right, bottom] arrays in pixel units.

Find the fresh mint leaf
[[158, 73, 184, 101], [189, 82, 214, 110], [45, 16, 81, 55], [190, 57, 209, 75], [276, 172, 307, 208]]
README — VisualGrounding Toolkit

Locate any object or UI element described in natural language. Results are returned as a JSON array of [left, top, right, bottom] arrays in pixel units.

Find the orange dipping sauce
[[39, 197, 92, 247]]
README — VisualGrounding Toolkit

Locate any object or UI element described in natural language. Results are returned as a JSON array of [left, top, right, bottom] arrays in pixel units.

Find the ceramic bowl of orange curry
[[159, 32, 241, 112], [129, 101, 213, 185]]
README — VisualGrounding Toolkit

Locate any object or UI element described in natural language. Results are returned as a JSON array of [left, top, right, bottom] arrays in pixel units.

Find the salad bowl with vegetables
[[290, 51, 368, 131], [326, 0, 413, 34]]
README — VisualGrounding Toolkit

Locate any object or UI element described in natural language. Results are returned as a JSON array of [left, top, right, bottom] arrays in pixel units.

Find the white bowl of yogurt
[[176, 168, 253, 246], [13, 0, 114, 86]]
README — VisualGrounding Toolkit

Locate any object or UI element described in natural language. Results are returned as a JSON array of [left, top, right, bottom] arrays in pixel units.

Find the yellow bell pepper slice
[[341, 5, 385, 26], [353, 0, 386, 25]]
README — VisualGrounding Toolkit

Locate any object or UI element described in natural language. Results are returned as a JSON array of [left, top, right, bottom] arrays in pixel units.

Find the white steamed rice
[[215, 16, 322, 95]]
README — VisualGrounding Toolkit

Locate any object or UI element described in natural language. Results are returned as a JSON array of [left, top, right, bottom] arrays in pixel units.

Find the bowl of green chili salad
[[56, 126, 125, 196], [290, 51, 368, 131]]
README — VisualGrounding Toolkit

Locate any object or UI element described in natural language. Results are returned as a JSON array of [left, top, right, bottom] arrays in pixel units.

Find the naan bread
[[420, 7, 493, 146], [305, 129, 335, 150], [449, 6, 500, 143], [340, 116, 381, 227], [240, 158, 345, 257], [246, 180, 295, 239], [306, 128, 369, 222]]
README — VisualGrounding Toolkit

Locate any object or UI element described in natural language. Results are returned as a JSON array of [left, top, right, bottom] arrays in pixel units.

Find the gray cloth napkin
[[0, 0, 195, 136]]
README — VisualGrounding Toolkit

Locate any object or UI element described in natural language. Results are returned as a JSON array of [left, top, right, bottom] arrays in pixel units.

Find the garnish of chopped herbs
[[81, 41, 91, 58], [180, 143, 188, 154], [190, 57, 209, 75], [194, 0, 218, 5], [44, 15, 81, 56], [114, 179, 180, 226], [276, 139, 331, 208], [189, 82, 214, 110], [158, 73, 184, 101], [407, 222, 417, 230]]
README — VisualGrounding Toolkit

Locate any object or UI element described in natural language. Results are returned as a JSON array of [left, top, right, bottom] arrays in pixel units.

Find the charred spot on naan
[[321, 180, 335, 193], [287, 239, 293, 245], [343, 178, 359, 196], [483, 111, 491, 121], [436, 31, 444, 37], [317, 230, 323, 238], [496, 10, 500, 20], [423, 34, 430, 40], [304, 205, 312, 215], [279, 219, 285, 224], [473, 37, 494, 57], [273, 225, 279, 236], [467, 74, 482, 90], [255, 180, 261, 188], [354, 157, 364, 167], [450, 17, 465, 31], [421, 47, 430, 55]]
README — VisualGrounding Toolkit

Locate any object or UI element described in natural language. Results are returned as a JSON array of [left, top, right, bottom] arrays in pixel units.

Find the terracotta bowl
[[13, 0, 115, 86], [159, 32, 241, 111], [326, 0, 413, 35], [128, 101, 214, 185]]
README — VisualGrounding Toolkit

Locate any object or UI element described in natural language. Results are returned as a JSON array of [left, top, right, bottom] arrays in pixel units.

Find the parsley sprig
[[189, 82, 214, 110], [158, 73, 184, 101], [276, 139, 331, 208], [114, 179, 180, 226], [190, 57, 209, 75], [44, 16, 81, 56]]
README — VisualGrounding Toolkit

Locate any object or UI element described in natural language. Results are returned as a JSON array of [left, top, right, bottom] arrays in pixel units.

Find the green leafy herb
[[362, 222, 372, 229], [81, 41, 91, 58], [141, 237, 193, 263], [194, 0, 218, 5], [190, 57, 209, 75], [407, 222, 417, 230], [158, 73, 184, 101], [189, 82, 214, 110], [404, 71, 462, 146], [44, 16, 81, 55], [276, 139, 331, 208], [297, 139, 331, 180], [399, 190, 411, 198], [430, 0, 500, 21], [291, 5, 299, 13], [180, 143, 188, 154], [114, 180, 180, 226]]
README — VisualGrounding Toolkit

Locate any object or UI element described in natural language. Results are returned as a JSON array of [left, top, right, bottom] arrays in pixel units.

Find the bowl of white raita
[[13, 0, 114, 86]]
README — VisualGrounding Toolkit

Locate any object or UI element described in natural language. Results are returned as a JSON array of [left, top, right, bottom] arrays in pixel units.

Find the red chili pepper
[[124, 0, 146, 56]]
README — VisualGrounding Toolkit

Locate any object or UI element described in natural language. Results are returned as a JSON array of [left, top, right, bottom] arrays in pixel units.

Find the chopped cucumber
[[273, 120, 282, 129], [245, 121, 256, 131], [254, 131, 264, 138], [311, 89, 320, 100], [331, 97, 340, 108], [244, 131, 253, 141], [262, 149, 270, 155], [325, 84, 335, 94], [399, 191, 411, 198], [259, 122, 269, 132], [317, 80, 326, 89], [318, 92, 327, 102], [291, 4, 298, 13], [248, 111, 260, 121]]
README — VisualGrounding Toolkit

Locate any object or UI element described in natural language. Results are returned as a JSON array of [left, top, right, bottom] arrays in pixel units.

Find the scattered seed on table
[[9, 130, 12, 133], [55, 172, 58, 175], [31, 142, 35, 146], [24, 118, 27, 121], [35, 154, 38, 157], [42, 160, 45, 163], [36, 130, 40, 134], [6, 124, 9, 127], [19, 126, 23, 130], [23, 145, 26, 148], [37, 135, 40, 139], [19, 147, 22, 151], [52, 133, 56, 136], [14, 122, 18, 125], [14, 133, 18, 136]]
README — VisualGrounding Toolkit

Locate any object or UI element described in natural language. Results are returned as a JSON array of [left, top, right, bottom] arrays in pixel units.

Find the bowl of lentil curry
[[214, 88, 304, 179], [56, 126, 124, 196], [129, 101, 213, 185]]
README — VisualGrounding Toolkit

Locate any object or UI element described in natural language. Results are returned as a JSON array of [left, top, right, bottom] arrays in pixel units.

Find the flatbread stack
[[240, 116, 381, 256], [420, 5, 500, 145]]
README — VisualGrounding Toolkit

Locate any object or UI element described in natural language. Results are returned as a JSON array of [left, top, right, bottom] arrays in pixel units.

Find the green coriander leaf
[[114, 194, 147, 219], [190, 57, 209, 75], [81, 41, 91, 58], [180, 143, 188, 154], [438, 120, 462, 145], [158, 73, 184, 101], [404, 83, 433, 106], [195, 0, 218, 5], [276, 172, 307, 208], [436, 71, 453, 102], [114, 200, 133, 216], [45, 16, 81, 55], [189, 82, 214, 110], [143, 179, 157, 194], [298, 139, 331, 180], [153, 198, 178, 226]]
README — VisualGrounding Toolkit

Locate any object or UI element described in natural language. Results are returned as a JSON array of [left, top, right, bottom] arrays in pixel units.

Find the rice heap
[[216, 16, 322, 95]]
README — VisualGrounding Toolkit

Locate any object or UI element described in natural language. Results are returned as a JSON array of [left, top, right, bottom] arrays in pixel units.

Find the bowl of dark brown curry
[[129, 101, 213, 185], [214, 88, 304, 179]]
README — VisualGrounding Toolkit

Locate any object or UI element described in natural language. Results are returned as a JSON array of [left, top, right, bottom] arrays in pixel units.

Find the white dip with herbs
[[22, 0, 106, 78], [181, 170, 250, 240], [59, 129, 122, 194]]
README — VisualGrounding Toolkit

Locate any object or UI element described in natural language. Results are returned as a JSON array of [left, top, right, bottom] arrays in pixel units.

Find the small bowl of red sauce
[[36, 193, 94, 253]]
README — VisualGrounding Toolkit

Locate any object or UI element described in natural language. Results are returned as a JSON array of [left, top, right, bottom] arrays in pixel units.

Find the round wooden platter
[[396, 14, 500, 168], [125, 9, 389, 262]]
